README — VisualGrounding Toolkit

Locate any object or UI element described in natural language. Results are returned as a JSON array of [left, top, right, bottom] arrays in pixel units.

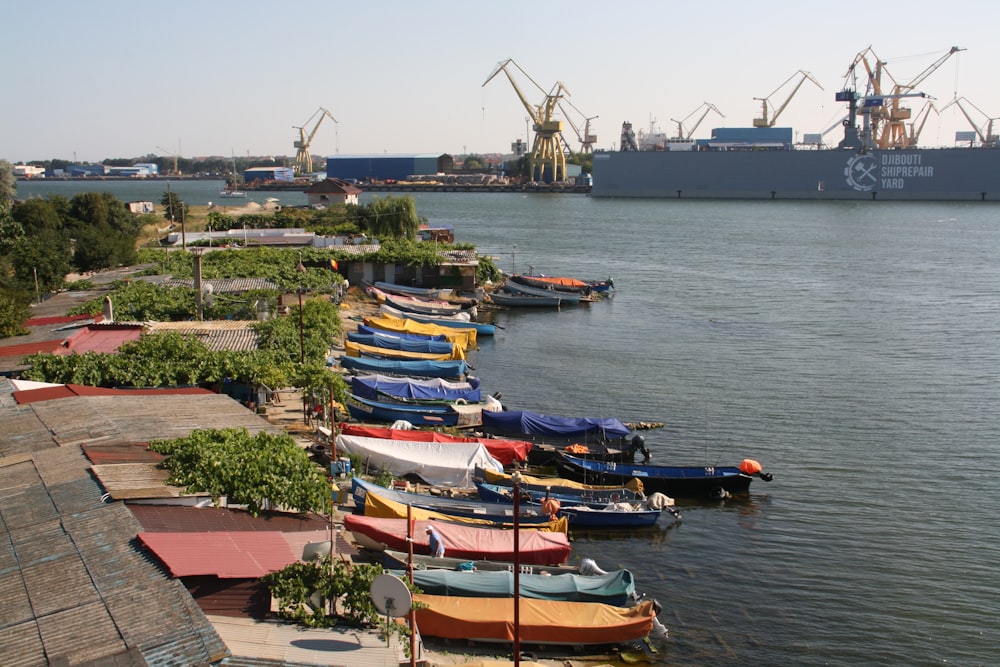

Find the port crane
[[941, 96, 998, 147], [847, 45, 962, 148], [156, 144, 181, 175], [483, 59, 569, 181], [753, 70, 823, 128], [293, 107, 337, 175], [671, 102, 724, 139], [558, 98, 598, 153]]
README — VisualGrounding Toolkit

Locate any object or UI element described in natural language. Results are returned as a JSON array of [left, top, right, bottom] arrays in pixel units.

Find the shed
[[303, 177, 363, 207], [325, 153, 452, 182]]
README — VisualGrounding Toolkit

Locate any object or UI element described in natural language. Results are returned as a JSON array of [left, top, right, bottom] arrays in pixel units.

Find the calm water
[[17, 181, 1000, 666]]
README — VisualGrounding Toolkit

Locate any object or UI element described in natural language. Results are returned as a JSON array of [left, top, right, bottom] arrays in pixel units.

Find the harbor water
[[16, 180, 1000, 665]]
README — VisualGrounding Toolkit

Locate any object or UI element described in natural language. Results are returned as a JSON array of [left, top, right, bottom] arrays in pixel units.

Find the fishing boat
[[346, 332, 460, 358], [348, 373, 483, 405], [337, 355, 468, 380], [555, 453, 774, 498], [335, 432, 502, 487], [344, 339, 460, 362], [473, 481, 672, 528], [343, 514, 572, 565], [488, 290, 565, 308], [379, 549, 576, 575], [505, 276, 583, 303], [373, 280, 453, 300], [378, 305, 497, 336], [474, 466, 645, 501], [340, 424, 530, 465], [356, 324, 450, 344], [515, 274, 615, 294], [365, 313, 480, 347], [396, 568, 639, 606], [413, 594, 658, 645], [218, 186, 246, 198], [345, 393, 473, 427]]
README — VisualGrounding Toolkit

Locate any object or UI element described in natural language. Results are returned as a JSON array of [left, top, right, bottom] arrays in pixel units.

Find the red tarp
[[338, 424, 532, 465], [343, 514, 571, 565], [413, 594, 655, 644], [137, 531, 321, 578]]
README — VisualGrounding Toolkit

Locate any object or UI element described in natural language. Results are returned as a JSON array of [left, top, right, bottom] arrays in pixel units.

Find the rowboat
[[383, 292, 474, 318], [349, 373, 483, 405], [488, 290, 564, 308], [555, 453, 774, 498], [335, 433, 502, 487], [365, 314, 479, 348], [343, 514, 572, 565], [346, 332, 460, 359], [515, 274, 615, 294], [396, 568, 639, 606], [380, 549, 581, 575], [413, 594, 657, 645], [340, 424, 530, 466], [474, 466, 645, 500], [338, 355, 468, 380], [505, 276, 583, 303], [373, 280, 453, 300], [344, 339, 460, 362], [356, 323, 450, 343], [473, 481, 671, 529], [345, 393, 474, 427], [379, 305, 497, 336]]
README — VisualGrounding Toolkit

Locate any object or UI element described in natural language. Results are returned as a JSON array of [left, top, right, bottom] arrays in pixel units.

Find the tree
[[0, 292, 29, 338], [160, 190, 187, 224], [11, 230, 71, 293], [0, 160, 15, 214]]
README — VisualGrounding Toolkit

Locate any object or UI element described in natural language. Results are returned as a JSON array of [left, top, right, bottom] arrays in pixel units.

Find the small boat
[[473, 481, 670, 529], [345, 393, 470, 427], [488, 290, 565, 308], [343, 514, 572, 565], [352, 478, 562, 527], [383, 292, 474, 318], [340, 424, 530, 466], [348, 373, 482, 405], [515, 274, 615, 294], [218, 185, 246, 198], [335, 433, 502, 487], [396, 567, 639, 606], [481, 409, 632, 444], [344, 339, 460, 362], [379, 305, 497, 336], [346, 332, 459, 358], [505, 276, 583, 303], [356, 324, 451, 344], [379, 549, 576, 575], [413, 594, 657, 646], [365, 314, 479, 348], [373, 281, 453, 300], [338, 355, 468, 379], [555, 453, 774, 498], [475, 466, 645, 501]]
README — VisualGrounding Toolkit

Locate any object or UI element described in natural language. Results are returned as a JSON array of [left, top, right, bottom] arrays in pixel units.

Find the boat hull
[[556, 453, 755, 498]]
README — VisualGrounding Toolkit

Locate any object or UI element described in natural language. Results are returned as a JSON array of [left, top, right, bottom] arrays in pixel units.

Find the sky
[[4, 0, 1000, 163]]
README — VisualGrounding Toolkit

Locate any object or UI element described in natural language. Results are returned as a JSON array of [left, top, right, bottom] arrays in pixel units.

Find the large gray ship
[[592, 50, 1000, 202]]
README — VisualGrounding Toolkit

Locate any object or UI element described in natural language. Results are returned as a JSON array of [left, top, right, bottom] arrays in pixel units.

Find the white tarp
[[335, 434, 503, 488]]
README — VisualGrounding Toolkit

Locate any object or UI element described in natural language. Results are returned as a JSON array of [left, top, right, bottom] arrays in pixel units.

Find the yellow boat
[[364, 314, 478, 349], [344, 340, 457, 362]]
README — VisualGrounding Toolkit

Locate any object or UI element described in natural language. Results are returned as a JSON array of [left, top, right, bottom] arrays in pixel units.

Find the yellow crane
[[671, 102, 725, 139], [156, 144, 181, 175], [483, 58, 569, 182], [941, 96, 998, 147], [848, 45, 962, 148], [293, 107, 337, 175], [753, 70, 823, 128], [558, 98, 598, 153]]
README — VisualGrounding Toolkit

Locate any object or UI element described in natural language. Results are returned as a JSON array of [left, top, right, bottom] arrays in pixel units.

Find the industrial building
[[325, 154, 453, 182], [244, 166, 295, 183]]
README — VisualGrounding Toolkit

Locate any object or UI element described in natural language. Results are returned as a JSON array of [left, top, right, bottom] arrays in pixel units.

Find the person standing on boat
[[425, 525, 445, 558]]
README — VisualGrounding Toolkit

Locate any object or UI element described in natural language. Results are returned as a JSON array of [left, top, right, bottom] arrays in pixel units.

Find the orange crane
[[753, 70, 823, 128], [484, 58, 569, 181], [671, 102, 724, 139], [293, 107, 337, 174]]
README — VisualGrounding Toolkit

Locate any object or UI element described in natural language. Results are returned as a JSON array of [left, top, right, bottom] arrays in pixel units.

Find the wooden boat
[[346, 332, 460, 358], [475, 466, 645, 500], [365, 313, 480, 347], [356, 323, 450, 344], [379, 549, 576, 575], [488, 290, 564, 308], [413, 594, 657, 645], [335, 433, 502, 487], [379, 305, 497, 336], [505, 276, 583, 303], [344, 339, 460, 362], [383, 292, 474, 319], [394, 568, 639, 606], [515, 274, 615, 294], [340, 424, 530, 466], [338, 355, 468, 380], [473, 481, 669, 529], [343, 514, 572, 565], [352, 478, 563, 528], [345, 393, 476, 427], [555, 453, 774, 498], [349, 373, 483, 405], [373, 280, 453, 300]]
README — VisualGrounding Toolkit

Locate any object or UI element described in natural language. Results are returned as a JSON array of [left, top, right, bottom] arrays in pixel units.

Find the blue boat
[[347, 332, 457, 356], [357, 324, 448, 342], [505, 276, 583, 303], [345, 393, 465, 427], [380, 304, 497, 336], [338, 355, 468, 379], [350, 374, 482, 404]]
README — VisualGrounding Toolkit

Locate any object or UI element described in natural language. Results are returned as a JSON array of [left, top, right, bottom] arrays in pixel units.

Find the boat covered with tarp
[[346, 332, 462, 359], [340, 424, 530, 465], [399, 568, 637, 606], [343, 514, 571, 564], [481, 410, 631, 442], [337, 355, 468, 379], [334, 433, 502, 487], [349, 373, 482, 404], [412, 594, 656, 645], [364, 314, 479, 348]]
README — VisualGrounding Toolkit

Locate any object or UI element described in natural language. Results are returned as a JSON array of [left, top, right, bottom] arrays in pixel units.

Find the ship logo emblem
[[845, 154, 878, 191]]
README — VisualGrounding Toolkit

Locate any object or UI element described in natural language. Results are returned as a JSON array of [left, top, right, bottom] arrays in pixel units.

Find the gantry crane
[[941, 96, 998, 147], [483, 59, 569, 181], [671, 102, 725, 139], [753, 70, 823, 128], [293, 107, 337, 175], [847, 45, 962, 148], [557, 98, 598, 153]]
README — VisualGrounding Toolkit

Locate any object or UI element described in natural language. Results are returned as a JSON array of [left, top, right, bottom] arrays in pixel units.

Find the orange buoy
[[739, 458, 763, 475]]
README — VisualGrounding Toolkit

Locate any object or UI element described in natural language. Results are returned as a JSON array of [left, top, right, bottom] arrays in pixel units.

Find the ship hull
[[592, 148, 1000, 201]]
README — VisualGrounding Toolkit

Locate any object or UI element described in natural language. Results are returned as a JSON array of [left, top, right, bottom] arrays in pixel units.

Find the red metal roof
[[137, 531, 307, 578], [0, 339, 65, 359], [14, 384, 211, 404], [56, 325, 143, 354], [22, 314, 98, 327], [129, 505, 331, 533]]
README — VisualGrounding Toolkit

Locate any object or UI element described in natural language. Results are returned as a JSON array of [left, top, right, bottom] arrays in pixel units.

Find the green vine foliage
[[263, 558, 424, 654], [149, 427, 332, 516]]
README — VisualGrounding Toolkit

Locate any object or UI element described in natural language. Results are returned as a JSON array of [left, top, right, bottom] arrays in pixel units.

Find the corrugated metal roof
[[137, 531, 325, 578], [83, 442, 165, 465], [146, 322, 260, 352], [14, 384, 211, 405], [129, 505, 331, 534], [161, 278, 279, 293]]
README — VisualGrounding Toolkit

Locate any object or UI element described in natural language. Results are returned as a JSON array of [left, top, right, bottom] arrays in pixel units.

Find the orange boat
[[412, 594, 657, 645]]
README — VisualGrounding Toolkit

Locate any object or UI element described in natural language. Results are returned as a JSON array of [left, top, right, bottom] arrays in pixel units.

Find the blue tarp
[[482, 410, 631, 440], [350, 375, 482, 403], [357, 324, 447, 342], [339, 356, 467, 379], [347, 332, 455, 355]]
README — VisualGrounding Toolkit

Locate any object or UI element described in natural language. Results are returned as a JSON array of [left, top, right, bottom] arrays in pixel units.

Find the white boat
[[219, 187, 246, 198]]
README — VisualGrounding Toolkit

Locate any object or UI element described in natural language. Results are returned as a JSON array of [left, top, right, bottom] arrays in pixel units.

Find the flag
[[329, 258, 339, 271]]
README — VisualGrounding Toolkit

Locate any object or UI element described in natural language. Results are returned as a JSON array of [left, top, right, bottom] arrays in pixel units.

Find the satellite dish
[[369, 573, 412, 618], [302, 541, 332, 562]]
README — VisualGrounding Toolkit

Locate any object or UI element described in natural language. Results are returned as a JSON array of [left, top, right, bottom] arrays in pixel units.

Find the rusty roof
[[137, 531, 325, 578], [129, 504, 330, 534]]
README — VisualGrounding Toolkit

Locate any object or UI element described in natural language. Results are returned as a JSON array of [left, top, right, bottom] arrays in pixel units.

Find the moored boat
[[504, 277, 583, 303], [335, 433, 502, 487], [515, 273, 615, 294], [378, 305, 497, 336], [345, 339, 461, 362], [340, 424, 530, 466], [348, 373, 483, 405], [373, 280, 453, 300], [365, 313, 479, 348], [488, 290, 565, 308], [345, 392, 473, 427], [337, 355, 468, 379], [346, 332, 460, 359]]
